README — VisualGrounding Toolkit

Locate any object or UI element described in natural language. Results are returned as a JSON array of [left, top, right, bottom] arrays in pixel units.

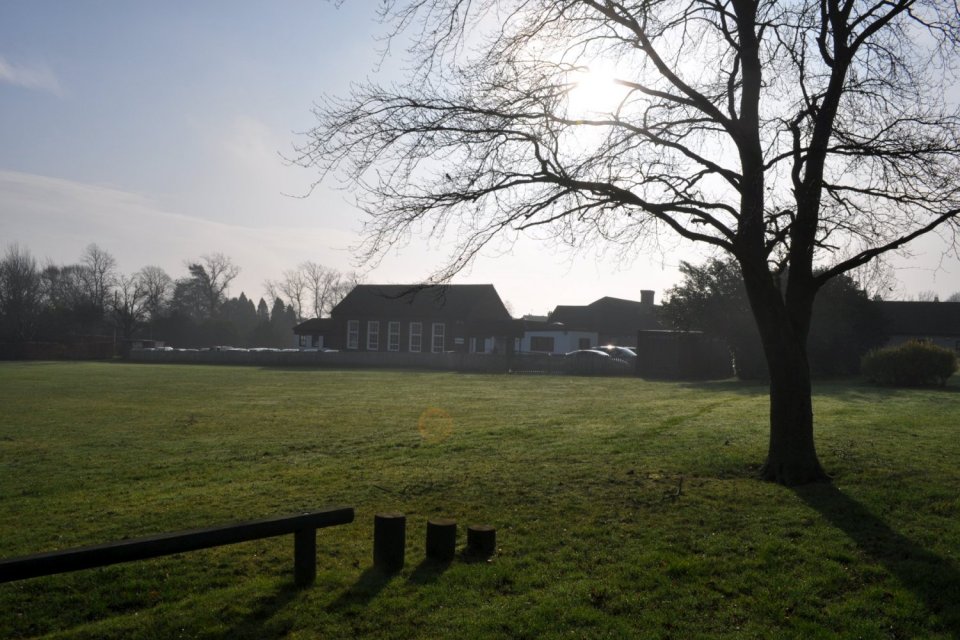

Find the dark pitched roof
[[331, 284, 513, 322], [877, 301, 960, 336], [549, 296, 662, 333], [293, 318, 336, 334], [520, 319, 593, 332]]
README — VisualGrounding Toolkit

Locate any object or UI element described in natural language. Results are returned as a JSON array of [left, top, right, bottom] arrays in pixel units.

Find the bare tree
[[303, 262, 361, 318], [267, 262, 361, 320], [40, 262, 94, 330], [110, 273, 149, 341], [264, 268, 308, 321], [0, 244, 42, 350], [80, 243, 117, 314], [137, 265, 173, 319], [298, 1, 960, 484], [187, 253, 240, 316], [203, 253, 240, 307], [947, 291, 960, 303], [301, 261, 334, 318]]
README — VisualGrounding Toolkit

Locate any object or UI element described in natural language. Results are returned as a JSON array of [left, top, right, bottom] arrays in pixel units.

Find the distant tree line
[[0, 243, 359, 358]]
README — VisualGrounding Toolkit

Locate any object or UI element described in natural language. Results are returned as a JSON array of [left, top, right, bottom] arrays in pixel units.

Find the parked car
[[595, 345, 637, 360], [565, 349, 612, 360], [564, 349, 631, 375]]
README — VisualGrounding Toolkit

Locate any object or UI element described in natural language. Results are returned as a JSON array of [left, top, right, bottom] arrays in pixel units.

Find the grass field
[[1, 362, 959, 639]]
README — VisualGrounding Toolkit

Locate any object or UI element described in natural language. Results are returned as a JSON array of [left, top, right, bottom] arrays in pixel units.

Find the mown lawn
[[1, 362, 958, 639]]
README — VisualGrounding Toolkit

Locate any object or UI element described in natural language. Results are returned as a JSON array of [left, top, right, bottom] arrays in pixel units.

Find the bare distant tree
[[185, 253, 240, 316], [110, 273, 149, 341], [40, 262, 88, 316], [916, 290, 941, 302], [0, 244, 42, 348], [947, 291, 960, 303], [846, 261, 897, 301], [264, 268, 308, 321], [300, 261, 332, 318], [137, 265, 173, 319], [202, 253, 240, 308], [306, 263, 361, 318], [299, 1, 960, 484], [80, 243, 117, 313], [268, 262, 361, 320]]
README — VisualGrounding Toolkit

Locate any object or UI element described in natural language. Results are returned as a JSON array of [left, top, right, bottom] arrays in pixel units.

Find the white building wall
[[520, 330, 598, 355]]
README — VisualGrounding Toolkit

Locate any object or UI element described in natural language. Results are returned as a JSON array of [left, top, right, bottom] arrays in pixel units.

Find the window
[[302, 335, 323, 348], [471, 337, 486, 353], [409, 322, 422, 352], [530, 336, 555, 353], [431, 323, 446, 353], [367, 321, 380, 351], [578, 337, 592, 349], [347, 320, 359, 349], [388, 321, 400, 352]]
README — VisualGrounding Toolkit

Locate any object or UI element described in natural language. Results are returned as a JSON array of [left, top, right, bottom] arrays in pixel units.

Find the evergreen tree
[[220, 292, 259, 346], [663, 260, 886, 378]]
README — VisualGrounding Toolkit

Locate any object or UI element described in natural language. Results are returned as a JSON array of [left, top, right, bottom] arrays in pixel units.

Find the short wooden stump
[[373, 512, 406, 573], [425, 518, 457, 562], [466, 524, 496, 557]]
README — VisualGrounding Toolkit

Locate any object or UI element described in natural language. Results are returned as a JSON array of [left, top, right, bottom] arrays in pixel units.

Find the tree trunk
[[760, 348, 829, 485], [740, 262, 830, 485]]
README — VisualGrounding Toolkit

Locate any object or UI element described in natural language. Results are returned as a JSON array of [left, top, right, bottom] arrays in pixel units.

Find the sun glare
[[567, 63, 629, 117]]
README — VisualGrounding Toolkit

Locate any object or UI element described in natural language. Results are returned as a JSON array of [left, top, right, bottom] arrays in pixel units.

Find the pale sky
[[2, 3, 958, 316]]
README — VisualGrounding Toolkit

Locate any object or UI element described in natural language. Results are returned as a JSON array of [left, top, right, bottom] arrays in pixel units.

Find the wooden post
[[373, 512, 406, 573], [425, 518, 457, 562], [293, 528, 316, 586], [467, 524, 496, 557]]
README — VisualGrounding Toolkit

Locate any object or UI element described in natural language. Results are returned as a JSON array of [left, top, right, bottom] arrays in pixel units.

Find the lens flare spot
[[418, 407, 454, 444]]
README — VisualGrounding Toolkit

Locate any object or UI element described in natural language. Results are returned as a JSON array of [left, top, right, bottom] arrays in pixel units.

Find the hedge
[[861, 340, 958, 387]]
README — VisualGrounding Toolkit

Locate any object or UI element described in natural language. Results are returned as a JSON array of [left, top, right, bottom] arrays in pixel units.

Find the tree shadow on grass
[[794, 483, 960, 639], [679, 377, 960, 399]]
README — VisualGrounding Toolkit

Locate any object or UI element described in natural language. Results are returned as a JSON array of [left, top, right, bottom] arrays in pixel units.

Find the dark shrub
[[861, 341, 958, 387]]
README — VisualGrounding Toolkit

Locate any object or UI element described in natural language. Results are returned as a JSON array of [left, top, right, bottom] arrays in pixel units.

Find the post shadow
[[407, 557, 452, 586], [222, 582, 300, 640], [325, 567, 394, 612], [794, 483, 960, 638]]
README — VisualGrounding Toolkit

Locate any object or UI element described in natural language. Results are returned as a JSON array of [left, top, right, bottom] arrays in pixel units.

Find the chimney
[[640, 290, 655, 305]]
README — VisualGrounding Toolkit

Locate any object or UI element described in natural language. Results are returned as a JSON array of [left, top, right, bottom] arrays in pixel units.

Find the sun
[[566, 63, 630, 118]]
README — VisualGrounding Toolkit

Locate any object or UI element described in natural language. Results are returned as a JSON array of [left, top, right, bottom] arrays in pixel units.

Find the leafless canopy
[[188, 253, 240, 314], [80, 243, 117, 312], [265, 261, 362, 320], [297, 0, 960, 289], [137, 265, 173, 319]]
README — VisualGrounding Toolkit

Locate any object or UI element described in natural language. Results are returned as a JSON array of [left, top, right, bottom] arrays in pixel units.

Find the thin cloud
[[0, 170, 361, 299], [0, 56, 63, 96]]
